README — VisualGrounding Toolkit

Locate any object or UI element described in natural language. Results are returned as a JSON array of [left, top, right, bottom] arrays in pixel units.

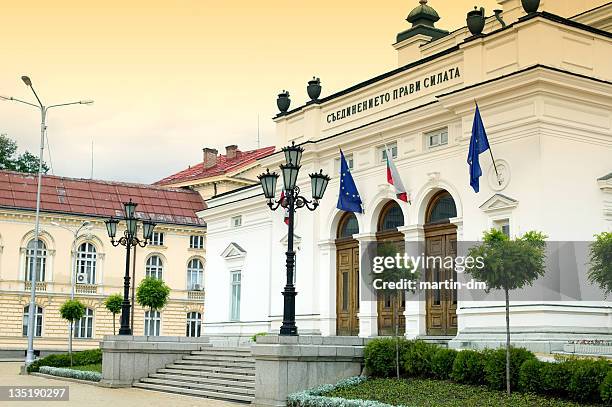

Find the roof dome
[[407, 0, 440, 26]]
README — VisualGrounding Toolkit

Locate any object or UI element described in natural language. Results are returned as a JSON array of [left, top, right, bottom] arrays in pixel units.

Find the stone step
[[166, 363, 255, 375], [182, 355, 255, 364], [195, 347, 252, 353], [133, 382, 254, 403], [157, 368, 256, 382], [141, 377, 255, 395], [191, 349, 252, 357], [174, 359, 255, 369], [149, 373, 255, 388]]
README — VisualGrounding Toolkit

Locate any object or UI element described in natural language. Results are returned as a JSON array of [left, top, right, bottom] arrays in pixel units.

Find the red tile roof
[[154, 146, 275, 186], [0, 171, 206, 226]]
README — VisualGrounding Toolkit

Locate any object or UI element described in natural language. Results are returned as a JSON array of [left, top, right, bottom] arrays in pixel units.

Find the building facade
[[200, 0, 612, 352], [0, 171, 207, 353]]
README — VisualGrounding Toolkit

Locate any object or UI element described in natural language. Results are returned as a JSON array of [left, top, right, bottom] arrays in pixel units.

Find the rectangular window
[[379, 143, 398, 162], [335, 153, 354, 171], [74, 309, 94, 339], [144, 310, 161, 336], [150, 232, 164, 246], [494, 219, 511, 237], [190, 235, 205, 249], [231, 215, 242, 228], [426, 128, 449, 149], [230, 271, 241, 321]]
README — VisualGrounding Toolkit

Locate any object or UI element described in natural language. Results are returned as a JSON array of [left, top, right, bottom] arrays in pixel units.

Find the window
[[25, 239, 47, 282], [335, 153, 354, 171], [426, 128, 449, 149], [145, 255, 163, 280], [427, 192, 457, 224], [378, 201, 405, 232], [144, 310, 161, 336], [190, 235, 205, 249], [337, 213, 359, 239], [150, 232, 164, 246], [231, 216, 242, 228], [494, 219, 511, 237], [187, 258, 204, 290], [23, 305, 43, 337], [76, 242, 97, 284], [379, 143, 398, 162], [230, 271, 241, 321], [74, 308, 94, 339], [186, 311, 201, 337]]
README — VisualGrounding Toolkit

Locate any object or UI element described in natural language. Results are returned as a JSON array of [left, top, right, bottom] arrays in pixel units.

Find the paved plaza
[[0, 362, 236, 407]]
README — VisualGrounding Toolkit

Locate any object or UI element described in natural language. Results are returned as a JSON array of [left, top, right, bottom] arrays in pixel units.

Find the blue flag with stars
[[467, 103, 491, 193], [337, 150, 363, 213]]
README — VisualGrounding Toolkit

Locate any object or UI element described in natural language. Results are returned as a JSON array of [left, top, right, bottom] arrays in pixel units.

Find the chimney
[[203, 148, 218, 169], [225, 145, 238, 160]]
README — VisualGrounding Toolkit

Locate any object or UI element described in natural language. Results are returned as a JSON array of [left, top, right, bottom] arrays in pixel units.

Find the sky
[[0, 0, 499, 184]]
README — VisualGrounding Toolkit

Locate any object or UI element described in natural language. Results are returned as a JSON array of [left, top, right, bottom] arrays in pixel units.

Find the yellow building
[[0, 170, 207, 354]]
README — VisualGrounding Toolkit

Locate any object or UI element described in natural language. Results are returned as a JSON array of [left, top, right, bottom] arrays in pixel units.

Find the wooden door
[[425, 225, 458, 336], [336, 243, 359, 336], [376, 234, 406, 336]]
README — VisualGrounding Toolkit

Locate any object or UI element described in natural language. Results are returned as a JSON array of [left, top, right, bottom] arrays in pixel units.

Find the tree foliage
[[587, 231, 612, 297], [136, 277, 170, 312], [104, 294, 123, 315], [0, 134, 49, 173], [59, 299, 85, 322]]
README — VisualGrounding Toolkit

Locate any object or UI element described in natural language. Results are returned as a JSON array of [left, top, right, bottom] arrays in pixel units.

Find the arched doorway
[[335, 212, 360, 336], [424, 190, 458, 336], [376, 201, 406, 336]]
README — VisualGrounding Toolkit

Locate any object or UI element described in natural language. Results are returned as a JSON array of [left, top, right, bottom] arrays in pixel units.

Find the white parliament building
[[199, 0, 612, 352]]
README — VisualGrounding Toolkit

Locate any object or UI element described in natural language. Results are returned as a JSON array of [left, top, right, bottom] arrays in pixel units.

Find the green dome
[[407, 0, 440, 26]]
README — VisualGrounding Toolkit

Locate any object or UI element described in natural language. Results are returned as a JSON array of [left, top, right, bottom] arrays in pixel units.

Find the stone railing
[[75, 284, 98, 294], [187, 290, 205, 301], [24, 281, 47, 292]]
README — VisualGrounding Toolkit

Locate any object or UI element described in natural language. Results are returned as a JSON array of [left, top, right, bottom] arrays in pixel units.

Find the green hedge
[[38, 366, 102, 382], [27, 349, 102, 373], [364, 338, 611, 404]]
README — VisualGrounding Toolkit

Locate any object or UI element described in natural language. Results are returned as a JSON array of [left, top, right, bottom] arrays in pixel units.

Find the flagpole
[[475, 101, 502, 186]]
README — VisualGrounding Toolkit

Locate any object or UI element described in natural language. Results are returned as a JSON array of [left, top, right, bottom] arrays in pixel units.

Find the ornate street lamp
[[258, 143, 331, 336], [104, 199, 156, 335]]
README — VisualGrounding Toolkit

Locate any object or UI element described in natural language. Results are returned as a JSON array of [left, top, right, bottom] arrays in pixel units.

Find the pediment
[[479, 193, 518, 213], [221, 242, 246, 259], [280, 233, 301, 250]]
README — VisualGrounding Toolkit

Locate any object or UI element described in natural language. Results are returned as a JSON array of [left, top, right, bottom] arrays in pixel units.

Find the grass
[[324, 378, 599, 407], [67, 363, 102, 373]]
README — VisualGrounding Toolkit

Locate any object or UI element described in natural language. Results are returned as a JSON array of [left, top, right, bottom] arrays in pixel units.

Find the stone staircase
[[417, 335, 455, 348], [133, 346, 255, 403]]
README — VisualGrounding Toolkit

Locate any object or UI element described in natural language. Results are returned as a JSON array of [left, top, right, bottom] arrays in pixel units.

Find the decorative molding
[[479, 193, 519, 213], [487, 159, 511, 191], [598, 173, 612, 193], [426, 171, 441, 187], [220, 242, 246, 259], [280, 233, 301, 251]]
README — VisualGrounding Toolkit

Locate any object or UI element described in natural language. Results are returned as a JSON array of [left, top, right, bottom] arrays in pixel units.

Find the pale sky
[[0, 0, 499, 184]]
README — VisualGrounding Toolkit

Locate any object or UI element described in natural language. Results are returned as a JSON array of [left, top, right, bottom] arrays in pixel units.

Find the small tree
[[465, 229, 547, 395], [104, 294, 123, 335], [136, 277, 170, 335], [59, 299, 85, 366], [587, 232, 612, 297], [375, 242, 420, 379]]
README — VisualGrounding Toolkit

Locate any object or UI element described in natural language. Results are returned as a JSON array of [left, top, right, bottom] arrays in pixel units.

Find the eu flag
[[467, 104, 491, 193], [337, 150, 363, 213]]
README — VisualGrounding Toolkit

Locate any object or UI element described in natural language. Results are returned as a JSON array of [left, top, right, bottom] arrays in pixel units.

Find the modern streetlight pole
[[1, 76, 93, 366], [258, 143, 330, 336], [104, 200, 156, 335]]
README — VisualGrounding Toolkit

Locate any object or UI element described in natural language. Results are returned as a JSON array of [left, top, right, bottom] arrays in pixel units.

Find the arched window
[[186, 312, 201, 337], [337, 213, 359, 239], [378, 201, 404, 232], [187, 259, 204, 290], [146, 255, 163, 280], [144, 310, 161, 336], [23, 305, 43, 337], [25, 239, 47, 282], [426, 191, 457, 224], [74, 308, 94, 339], [76, 242, 97, 284]]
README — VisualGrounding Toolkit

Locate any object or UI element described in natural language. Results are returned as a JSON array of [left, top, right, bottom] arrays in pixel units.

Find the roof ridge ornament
[[419, 0, 427, 4]]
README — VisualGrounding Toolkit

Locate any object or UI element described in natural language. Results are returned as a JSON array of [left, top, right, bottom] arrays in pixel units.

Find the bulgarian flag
[[386, 150, 410, 203]]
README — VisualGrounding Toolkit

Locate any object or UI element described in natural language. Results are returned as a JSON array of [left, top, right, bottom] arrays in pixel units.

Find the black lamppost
[[104, 200, 156, 335], [258, 143, 331, 336]]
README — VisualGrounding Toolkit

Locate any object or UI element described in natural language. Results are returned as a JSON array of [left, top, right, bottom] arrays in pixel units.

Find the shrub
[[451, 350, 486, 385], [483, 347, 535, 391], [364, 338, 409, 378], [518, 358, 543, 393], [27, 349, 102, 373], [38, 366, 101, 382], [566, 358, 610, 403], [540, 361, 572, 396], [431, 348, 458, 380], [287, 376, 395, 407], [601, 369, 612, 405], [401, 340, 438, 378]]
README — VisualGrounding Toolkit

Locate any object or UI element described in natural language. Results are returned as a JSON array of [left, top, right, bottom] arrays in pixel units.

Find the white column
[[354, 233, 378, 338], [317, 239, 336, 336], [398, 224, 427, 339]]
